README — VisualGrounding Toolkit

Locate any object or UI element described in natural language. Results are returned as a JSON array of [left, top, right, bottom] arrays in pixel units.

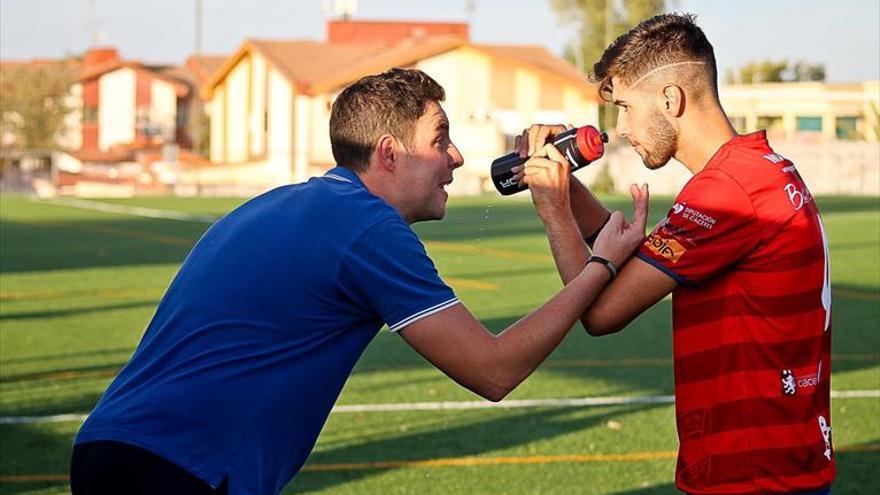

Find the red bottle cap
[[575, 125, 606, 162]]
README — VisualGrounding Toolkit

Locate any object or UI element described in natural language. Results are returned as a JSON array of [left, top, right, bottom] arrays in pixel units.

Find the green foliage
[[551, 0, 667, 75], [726, 59, 826, 84], [0, 62, 76, 151], [550, 0, 666, 131]]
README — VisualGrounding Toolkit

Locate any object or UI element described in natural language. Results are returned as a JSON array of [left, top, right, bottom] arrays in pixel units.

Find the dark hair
[[591, 13, 718, 102], [329, 68, 445, 172]]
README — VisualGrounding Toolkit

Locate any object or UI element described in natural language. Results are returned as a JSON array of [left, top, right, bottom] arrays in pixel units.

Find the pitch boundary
[[2, 390, 877, 425]]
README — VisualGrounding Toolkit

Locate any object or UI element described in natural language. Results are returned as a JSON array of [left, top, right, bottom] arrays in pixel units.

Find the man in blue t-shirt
[[70, 68, 650, 495]]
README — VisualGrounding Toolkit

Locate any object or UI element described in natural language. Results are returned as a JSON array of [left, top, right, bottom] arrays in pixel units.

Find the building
[[1, 49, 227, 196], [589, 80, 880, 198], [70, 47, 196, 157], [721, 81, 880, 142], [199, 19, 601, 194]]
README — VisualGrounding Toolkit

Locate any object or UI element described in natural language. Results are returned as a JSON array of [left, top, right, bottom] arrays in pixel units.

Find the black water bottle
[[491, 125, 609, 195]]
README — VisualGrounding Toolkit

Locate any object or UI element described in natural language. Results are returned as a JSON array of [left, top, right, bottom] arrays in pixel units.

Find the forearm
[[484, 262, 611, 398], [570, 176, 611, 239], [541, 209, 590, 285]]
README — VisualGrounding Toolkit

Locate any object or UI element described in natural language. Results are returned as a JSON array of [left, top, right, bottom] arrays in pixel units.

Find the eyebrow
[[612, 100, 628, 106]]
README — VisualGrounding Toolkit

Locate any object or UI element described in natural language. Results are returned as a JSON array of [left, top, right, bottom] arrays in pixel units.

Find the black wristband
[[583, 213, 612, 249], [587, 255, 618, 280]]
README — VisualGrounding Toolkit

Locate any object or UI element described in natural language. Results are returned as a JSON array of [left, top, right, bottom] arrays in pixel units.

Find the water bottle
[[491, 125, 608, 195]]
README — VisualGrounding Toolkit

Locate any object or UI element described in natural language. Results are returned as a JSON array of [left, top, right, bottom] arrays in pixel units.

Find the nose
[[448, 142, 464, 169], [615, 111, 628, 138]]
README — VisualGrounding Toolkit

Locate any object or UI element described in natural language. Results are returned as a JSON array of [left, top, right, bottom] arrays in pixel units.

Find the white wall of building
[[721, 82, 880, 142], [308, 94, 334, 170], [210, 86, 225, 162], [249, 54, 267, 157], [150, 78, 177, 141], [205, 46, 598, 194], [292, 93, 312, 184], [225, 58, 250, 163], [267, 67, 293, 183], [58, 83, 83, 150], [98, 67, 136, 150], [578, 138, 880, 198]]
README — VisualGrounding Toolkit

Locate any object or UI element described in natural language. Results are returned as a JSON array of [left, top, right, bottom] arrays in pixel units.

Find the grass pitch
[[0, 192, 878, 494]]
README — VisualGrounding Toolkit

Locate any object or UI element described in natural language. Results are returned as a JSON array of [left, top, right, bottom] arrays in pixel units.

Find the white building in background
[[198, 19, 601, 194], [584, 81, 880, 197], [71, 47, 194, 162], [721, 81, 880, 142]]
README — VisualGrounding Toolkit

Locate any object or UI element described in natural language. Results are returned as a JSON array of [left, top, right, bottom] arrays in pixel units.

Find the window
[[796, 116, 823, 132], [756, 116, 784, 131], [835, 116, 861, 140]]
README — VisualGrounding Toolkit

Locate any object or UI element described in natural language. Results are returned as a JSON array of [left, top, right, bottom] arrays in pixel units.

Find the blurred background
[[1, 2, 878, 495], [1, 0, 878, 198]]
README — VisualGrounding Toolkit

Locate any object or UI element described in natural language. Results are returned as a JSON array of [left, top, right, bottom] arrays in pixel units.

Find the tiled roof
[[185, 55, 229, 84], [476, 44, 589, 87], [204, 36, 598, 100], [75, 60, 192, 97]]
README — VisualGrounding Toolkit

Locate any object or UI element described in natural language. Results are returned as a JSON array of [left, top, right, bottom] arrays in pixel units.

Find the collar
[[323, 166, 364, 187], [718, 130, 770, 153], [704, 131, 771, 170]]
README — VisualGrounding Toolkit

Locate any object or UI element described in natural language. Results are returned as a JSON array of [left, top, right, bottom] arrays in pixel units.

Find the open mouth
[[438, 179, 453, 192]]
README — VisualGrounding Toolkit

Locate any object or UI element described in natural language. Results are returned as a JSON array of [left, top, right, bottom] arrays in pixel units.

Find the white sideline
[[2, 390, 877, 425], [34, 198, 218, 224]]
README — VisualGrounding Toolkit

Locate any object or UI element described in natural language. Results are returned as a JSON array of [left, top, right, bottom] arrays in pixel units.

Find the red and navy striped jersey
[[636, 131, 834, 494]]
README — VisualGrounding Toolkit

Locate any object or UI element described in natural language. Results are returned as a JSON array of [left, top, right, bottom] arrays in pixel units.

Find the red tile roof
[[204, 36, 598, 100], [184, 55, 229, 84]]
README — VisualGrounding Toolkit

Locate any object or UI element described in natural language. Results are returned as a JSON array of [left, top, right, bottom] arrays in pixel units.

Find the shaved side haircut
[[591, 13, 719, 102]]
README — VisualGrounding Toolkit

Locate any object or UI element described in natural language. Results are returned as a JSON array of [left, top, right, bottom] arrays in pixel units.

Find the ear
[[660, 85, 685, 118], [374, 134, 397, 172]]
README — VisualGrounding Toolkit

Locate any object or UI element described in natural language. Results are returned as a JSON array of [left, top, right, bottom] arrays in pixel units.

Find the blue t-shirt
[[75, 167, 458, 495]]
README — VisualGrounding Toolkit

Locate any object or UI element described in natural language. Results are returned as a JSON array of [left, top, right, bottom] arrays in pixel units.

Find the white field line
[[2, 390, 877, 425], [35, 198, 218, 224]]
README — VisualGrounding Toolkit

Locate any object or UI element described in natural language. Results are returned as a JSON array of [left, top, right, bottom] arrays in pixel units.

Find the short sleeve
[[339, 217, 459, 332], [636, 169, 760, 286]]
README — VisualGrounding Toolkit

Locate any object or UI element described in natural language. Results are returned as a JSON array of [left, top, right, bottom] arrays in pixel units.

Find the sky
[[1, 0, 878, 83]]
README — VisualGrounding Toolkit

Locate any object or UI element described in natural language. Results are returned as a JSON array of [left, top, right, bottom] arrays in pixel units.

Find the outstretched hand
[[591, 184, 650, 268]]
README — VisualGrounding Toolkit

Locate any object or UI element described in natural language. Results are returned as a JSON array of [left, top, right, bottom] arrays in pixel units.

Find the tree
[[791, 61, 826, 82], [550, 0, 667, 132], [726, 60, 826, 84], [0, 61, 76, 151], [551, 0, 667, 75]]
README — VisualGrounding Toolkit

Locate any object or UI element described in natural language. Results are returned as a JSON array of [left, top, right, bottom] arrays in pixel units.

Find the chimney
[[327, 20, 469, 45], [84, 47, 119, 67]]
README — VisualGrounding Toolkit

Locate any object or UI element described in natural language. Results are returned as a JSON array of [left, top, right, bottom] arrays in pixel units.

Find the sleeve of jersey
[[339, 217, 460, 332], [635, 170, 760, 286]]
